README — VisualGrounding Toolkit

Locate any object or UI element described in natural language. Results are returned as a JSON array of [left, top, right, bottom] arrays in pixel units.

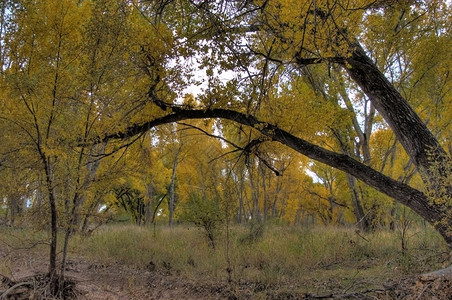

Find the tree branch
[[92, 108, 438, 225], [178, 122, 281, 176]]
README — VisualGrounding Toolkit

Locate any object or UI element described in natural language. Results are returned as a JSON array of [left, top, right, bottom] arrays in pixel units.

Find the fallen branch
[[303, 287, 386, 299], [0, 281, 32, 299], [419, 265, 452, 281]]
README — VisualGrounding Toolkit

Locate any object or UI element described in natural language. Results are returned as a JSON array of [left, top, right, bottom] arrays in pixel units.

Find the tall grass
[[68, 223, 449, 292], [2, 223, 447, 284]]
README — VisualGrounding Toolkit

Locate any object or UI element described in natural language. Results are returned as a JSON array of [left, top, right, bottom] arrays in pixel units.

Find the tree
[[96, 0, 452, 248], [1, 1, 451, 290], [0, 0, 177, 293]]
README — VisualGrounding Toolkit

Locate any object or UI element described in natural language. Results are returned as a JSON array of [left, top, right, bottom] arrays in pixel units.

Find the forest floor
[[1, 246, 452, 299], [2, 224, 452, 299]]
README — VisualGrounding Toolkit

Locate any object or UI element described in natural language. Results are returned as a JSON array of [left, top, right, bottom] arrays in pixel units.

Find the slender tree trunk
[[145, 183, 156, 225], [332, 127, 372, 231], [168, 146, 181, 227], [234, 166, 247, 224], [60, 193, 81, 289], [81, 210, 90, 233], [345, 174, 369, 230], [234, 173, 245, 224], [60, 141, 104, 288], [48, 190, 57, 279], [81, 194, 101, 233], [199, 166, 208, 202], [144, 202, 151, 225], [260, 162, 268, 222], [272, 179, 282, 218], [42, 158, 58, 292], [8, 196, 19, 226], [248, 163, 261, 221]]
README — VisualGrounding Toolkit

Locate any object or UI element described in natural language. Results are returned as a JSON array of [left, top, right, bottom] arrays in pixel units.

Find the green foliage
[[180, 193, 224, 248], [239, 220, 265, 244]]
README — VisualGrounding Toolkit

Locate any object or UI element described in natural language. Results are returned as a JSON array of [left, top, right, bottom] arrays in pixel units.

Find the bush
[[180, 193, 224, 248]]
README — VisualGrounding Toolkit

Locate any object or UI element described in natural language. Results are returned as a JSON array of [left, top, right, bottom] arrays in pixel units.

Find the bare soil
[[1, 246, 451, 299]]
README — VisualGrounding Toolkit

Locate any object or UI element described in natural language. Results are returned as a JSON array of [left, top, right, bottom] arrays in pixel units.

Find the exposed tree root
[[0, 281, 33, 299], [0, 274, 78, 300]]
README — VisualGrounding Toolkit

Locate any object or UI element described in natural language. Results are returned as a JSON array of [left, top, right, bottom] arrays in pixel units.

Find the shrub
[[180, 193, 224, 248]]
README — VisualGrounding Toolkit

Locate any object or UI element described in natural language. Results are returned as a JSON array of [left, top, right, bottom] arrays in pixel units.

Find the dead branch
[[0, 281, 32, 299], [419, 265, 452, 281], [303, 287, 386, 299]]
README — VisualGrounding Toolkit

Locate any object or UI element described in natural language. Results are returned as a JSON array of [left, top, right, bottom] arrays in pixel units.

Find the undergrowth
[[67, 224, 449, 292], [1, 223, 449, 295]]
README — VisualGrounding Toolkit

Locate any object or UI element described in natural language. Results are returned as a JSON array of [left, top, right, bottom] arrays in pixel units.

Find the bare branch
[[178, 122, 281, 176]]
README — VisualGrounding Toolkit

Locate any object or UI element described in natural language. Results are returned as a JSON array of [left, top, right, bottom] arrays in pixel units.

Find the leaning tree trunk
[[343, 43, 451, 184], [341, 42, 452, 245]]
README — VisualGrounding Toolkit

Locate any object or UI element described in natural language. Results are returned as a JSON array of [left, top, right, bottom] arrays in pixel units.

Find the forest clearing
[[1, 224, 452, 299], [0, 0, 452, 299]]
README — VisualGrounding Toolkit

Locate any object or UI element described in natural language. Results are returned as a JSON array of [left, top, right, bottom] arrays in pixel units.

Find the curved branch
[[93, 107, 452, 244]]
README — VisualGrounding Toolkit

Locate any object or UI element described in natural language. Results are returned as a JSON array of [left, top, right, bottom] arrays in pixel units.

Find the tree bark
[[248, 162, 261, 221], [232, 168, 246, 224], [343, 43, 451, 184], [272, 178, 282, 218], [41, 156, 58, 292]]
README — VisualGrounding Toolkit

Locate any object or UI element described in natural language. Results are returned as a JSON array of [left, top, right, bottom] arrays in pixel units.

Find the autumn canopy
[[0, 0, 451, 284]]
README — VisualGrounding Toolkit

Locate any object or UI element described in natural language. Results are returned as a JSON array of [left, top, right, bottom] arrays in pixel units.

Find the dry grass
[[1, 222, 449, 296], [66, 223, 450, 294]]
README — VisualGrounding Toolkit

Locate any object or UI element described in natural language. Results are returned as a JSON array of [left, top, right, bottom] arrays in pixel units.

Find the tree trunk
[[331, 126, 373, 231], [272, 179, 282, 218], [81, 193, 103, 233], [344, 43, 451, 186], [234, 170, 245, 224], [342, 42, 452, 244], [260, 161, 268, 222], [199, 166, 208, 202], [42, 158, 58, 293], [8, 196, 20, 226], [168, 146, 181, 227], [248, 163, 261, 221], [346, 174, 370, 231]]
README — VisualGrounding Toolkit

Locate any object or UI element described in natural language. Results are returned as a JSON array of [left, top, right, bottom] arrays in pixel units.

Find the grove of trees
[[0, 0, 451, 294]]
